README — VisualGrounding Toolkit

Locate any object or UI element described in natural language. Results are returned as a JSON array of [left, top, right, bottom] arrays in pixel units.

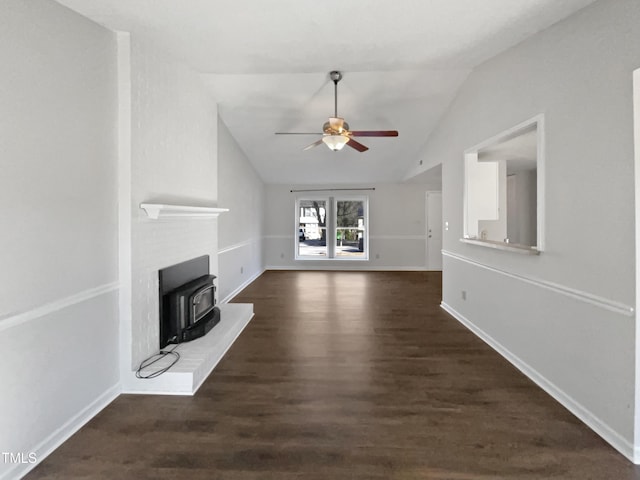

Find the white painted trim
[[219, 268, 266, 304], [265, 234, 426, 242], [218, 239, 255, 255], [294, 195, 330, 261], [463, 114, 545, 251], [3, 383, 121, 480], [0, 282, 119, 332], [265, 265, 427, 272], [369, 234, 427, 240], [443, 250, 634, 317], [117, 31, 134, 395], [425, 190, 443, 271], [139, 203, 229, 219], [633, 67, 640, 461], [117, 388, 190, 396], [536, 114, 546, 251], [459, 237, 540, 255], [463, 114, 545, 156], [440, 302, 635, 463]]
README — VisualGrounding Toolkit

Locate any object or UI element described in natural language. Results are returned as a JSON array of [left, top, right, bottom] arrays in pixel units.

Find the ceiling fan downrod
[[329, 70, 342, 118]]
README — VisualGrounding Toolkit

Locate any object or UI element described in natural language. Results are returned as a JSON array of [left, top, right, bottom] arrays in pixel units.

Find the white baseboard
[[219, 268, 266, 304], [4, 383, 121, 480], [440, 302, 636, 463]]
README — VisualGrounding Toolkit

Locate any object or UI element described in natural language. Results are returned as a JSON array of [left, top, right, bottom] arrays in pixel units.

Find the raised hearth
[[124, 303, 253, 395]]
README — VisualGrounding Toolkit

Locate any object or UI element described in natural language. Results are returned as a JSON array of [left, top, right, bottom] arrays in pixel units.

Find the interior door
[[426, 191, 443, 271]]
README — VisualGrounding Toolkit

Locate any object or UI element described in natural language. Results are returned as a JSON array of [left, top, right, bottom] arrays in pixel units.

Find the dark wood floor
[[27, 271, 640, 479]]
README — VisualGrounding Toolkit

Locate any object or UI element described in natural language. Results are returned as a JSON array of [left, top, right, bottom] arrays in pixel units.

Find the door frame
[[633, 67, 640, 460]]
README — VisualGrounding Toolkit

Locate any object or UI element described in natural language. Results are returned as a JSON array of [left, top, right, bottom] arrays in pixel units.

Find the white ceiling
[[56, 0, 596, 185]]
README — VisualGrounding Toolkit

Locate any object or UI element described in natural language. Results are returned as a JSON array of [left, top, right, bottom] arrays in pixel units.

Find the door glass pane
[[336, 200, 365, 258], [298, 200, 327, 257]]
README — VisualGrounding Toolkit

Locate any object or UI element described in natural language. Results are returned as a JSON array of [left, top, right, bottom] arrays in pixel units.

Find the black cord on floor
[[135, 343, 180, 379]]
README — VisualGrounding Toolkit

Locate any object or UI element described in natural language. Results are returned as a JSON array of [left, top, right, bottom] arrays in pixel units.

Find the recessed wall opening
[[462, 115, 545, 254]]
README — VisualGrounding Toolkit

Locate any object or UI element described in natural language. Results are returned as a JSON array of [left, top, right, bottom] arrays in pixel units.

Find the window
[[296, 196, 368, 260]]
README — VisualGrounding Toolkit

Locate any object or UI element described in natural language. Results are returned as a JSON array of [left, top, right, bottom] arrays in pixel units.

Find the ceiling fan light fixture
[[322, 134, 349, 151]]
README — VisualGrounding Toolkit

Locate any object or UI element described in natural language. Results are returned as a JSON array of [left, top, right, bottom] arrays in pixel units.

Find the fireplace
[[159, 255, 221, 349]]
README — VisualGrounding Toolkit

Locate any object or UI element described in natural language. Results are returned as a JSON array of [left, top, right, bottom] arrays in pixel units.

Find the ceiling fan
[[275, 71, 398, 152]]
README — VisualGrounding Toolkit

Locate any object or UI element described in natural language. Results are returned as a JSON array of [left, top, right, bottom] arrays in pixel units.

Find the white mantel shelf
[[140, 203, 229, 219]]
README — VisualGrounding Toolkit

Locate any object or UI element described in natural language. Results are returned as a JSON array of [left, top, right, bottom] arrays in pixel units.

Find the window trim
[[295, 196, 329, 260]]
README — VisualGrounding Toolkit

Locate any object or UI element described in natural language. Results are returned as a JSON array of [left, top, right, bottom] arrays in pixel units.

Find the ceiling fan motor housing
[[323, 119, 349, 134]]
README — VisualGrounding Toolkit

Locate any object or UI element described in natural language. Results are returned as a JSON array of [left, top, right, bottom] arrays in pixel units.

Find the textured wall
[[217, 119, 265, 302]]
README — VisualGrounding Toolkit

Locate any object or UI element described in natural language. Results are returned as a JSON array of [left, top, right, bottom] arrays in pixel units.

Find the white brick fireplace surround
[[121, 204, 254, 395], [117, 34, 256, 394]]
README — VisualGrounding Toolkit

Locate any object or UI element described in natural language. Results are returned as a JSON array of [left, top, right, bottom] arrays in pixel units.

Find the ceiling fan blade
[[275, 132, 323, 135], [303, 138, 324, 150], [346, 138, 369, 152], [349, 130, 399, 137]]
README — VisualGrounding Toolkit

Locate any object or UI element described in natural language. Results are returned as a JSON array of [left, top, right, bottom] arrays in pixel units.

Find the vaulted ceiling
[[56, 0, 597, 185]]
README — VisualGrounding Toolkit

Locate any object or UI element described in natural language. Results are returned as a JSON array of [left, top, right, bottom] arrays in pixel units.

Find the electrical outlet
[[375, 253, 380, 259], [240, 266, 244, 274], [280, 253, 284, 259], [461, 290, 467, 300]]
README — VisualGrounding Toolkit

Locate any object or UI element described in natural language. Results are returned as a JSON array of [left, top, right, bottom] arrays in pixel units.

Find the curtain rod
[[290, 187, 375, 193]]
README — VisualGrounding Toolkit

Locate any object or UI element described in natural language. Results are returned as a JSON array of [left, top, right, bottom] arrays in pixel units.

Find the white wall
[[506, 170, 537, 245], [0, 2, 119, 478], [410, 0, 640, 460], [217, 119, 265, 302], [123, 36, 220, 373], [264, 183, 433, 270]]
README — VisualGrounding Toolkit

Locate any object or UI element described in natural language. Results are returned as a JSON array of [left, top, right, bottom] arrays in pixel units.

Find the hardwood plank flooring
[[26, 271, 640, 479]]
